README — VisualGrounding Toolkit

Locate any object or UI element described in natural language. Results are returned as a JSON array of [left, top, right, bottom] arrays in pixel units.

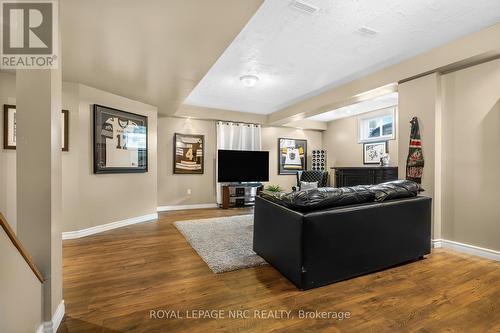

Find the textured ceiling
[[307, 93, 398, 122], [61, 0, 263, 115], [185, 0, 500, 115]]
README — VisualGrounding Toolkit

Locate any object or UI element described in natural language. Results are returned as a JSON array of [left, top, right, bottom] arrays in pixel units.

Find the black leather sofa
[[253, 181, 432, 290]]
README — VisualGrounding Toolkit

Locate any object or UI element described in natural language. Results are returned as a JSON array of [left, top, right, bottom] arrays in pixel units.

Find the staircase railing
[[0, 213, 44, 283]]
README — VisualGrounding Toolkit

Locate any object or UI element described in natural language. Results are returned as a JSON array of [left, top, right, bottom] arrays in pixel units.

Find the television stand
[[221, 183, 263, 209]]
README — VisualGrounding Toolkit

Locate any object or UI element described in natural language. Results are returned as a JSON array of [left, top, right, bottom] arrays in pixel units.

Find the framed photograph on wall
[[93, 104, 148, 174], [278, 138, 307, 175], [61, 110, 69, 151], [174, 133, 204, 174], [3, 105, 69, 151], [363, 141, 387, 165]]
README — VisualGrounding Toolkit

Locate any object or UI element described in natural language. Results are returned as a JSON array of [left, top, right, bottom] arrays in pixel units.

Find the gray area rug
[[174, 214, 268, 273]]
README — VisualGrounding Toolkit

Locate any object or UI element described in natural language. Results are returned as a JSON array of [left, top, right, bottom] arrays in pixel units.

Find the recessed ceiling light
[[240, 75, 259, 88]]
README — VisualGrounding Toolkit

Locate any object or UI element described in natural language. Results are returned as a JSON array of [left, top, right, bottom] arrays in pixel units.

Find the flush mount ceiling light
[[240, 75, 259, 87]]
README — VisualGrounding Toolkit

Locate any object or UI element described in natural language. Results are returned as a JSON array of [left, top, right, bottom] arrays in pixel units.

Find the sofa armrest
[[253, 196, 304, 288]]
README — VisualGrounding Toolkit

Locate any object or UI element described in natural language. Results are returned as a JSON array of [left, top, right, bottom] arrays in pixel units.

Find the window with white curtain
[[216, 121, 261, 151]]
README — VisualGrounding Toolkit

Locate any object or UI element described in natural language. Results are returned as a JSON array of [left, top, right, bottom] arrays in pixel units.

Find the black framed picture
[[3, 104, 69, 151], [62, 110, 69, 152], [278, 138, 307, 175], [173, 133, 204, 174], [93, 104, 148, 174], [363, 141, 387, 164]]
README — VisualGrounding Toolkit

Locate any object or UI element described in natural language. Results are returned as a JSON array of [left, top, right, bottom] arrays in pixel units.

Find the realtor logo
[[1, 0, 58, 68]]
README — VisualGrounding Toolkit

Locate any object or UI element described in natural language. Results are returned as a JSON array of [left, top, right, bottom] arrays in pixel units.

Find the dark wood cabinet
[[332, 167, 398, 187]]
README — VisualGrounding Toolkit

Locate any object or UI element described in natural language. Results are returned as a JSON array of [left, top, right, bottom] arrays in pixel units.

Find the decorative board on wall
[[312, 150, 327, 171]]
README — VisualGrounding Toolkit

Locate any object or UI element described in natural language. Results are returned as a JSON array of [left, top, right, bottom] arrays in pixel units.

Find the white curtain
[[216, 121, 261, 150], [216, 121, 262, 203]]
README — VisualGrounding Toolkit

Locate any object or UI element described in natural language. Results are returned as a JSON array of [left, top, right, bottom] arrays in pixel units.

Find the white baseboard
[[62, 213, 158, 240], [35, 300, 65, 333], [51, 300, 65, 333], [432, 239, 500, 261], [36, 324, 44, 333], [157, 203, 218, 212]]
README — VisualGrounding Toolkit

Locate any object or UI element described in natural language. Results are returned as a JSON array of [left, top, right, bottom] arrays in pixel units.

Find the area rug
[[174, 214, 268, 273]]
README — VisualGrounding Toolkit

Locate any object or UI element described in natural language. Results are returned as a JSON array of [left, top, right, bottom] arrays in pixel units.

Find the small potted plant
[[265, 185, 283, 193]]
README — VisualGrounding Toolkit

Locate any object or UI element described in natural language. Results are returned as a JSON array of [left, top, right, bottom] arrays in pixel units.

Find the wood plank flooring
[[58, 208, 500, 333]]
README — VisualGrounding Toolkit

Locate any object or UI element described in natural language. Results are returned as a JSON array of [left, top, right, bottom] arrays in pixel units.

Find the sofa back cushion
[[260, 180, 421, 212], [370, 180, 420, 202], [262, 186, 373, 212]]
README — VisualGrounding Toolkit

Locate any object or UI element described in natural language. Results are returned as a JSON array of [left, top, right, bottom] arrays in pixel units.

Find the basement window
[[358, 108, 396, 143]]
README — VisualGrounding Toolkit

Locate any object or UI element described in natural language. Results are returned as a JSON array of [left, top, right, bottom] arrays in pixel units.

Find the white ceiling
[[308, 92, 398, 122], [61, 0, 263, 115], [184, 0, 500, 115]]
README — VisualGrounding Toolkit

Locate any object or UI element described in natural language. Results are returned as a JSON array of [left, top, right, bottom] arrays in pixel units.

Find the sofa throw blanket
[[406, 117, 424, 184]]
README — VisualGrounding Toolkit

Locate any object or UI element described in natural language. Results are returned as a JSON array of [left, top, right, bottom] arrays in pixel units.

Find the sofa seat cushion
[[370, 180, 420, 202]]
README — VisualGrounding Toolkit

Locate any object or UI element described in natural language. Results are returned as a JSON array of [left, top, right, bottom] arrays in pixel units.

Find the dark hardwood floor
[[59, 208, 500, 333]]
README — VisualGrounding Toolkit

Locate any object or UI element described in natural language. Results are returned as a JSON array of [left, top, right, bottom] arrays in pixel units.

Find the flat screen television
[[218, 150, 269, 183]]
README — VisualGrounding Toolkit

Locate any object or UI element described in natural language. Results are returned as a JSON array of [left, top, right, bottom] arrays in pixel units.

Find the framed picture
[[363, 141, 387, 164], [278, 138, 307, 175], [62, 110, 69, 151], [3, 105, 69, 151], [3, 105, 16, 150], [173, 133, 204, 174], [93, 104, 148, 174]]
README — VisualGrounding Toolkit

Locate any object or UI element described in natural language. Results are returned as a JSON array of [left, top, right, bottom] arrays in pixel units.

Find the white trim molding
[[62, 213, 158, 240], [36, 324, 45, 333], [157, 203, 218, 212], [35, 300, 65, 333], [51, 300, 65, 333], [432, 239, 500, 261]]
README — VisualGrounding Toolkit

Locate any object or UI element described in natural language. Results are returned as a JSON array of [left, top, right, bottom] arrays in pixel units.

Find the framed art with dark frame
[[3, 104, 69, 151], [61, 110, 69, 151], [363, 141, 387, 165], [278, 138, 307, 175], [93, 104, 148, 174], [173, 133, 204, 174]]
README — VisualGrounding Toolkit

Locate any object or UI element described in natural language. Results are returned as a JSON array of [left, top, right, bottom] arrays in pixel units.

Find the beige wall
[[0, 75, 158, 233], [63, 84, 158, 232], [61, 83, 82, 232], [157, 117, 324, 206], [16, 67, 64, 320], [157, 117, 217, 206], [0, 231, 43, 333], [441, 59, 500, 251], [0, 73, 17, 231], [262, 126, 323, 191], [322, 109, 398, 185], [398, 73, 440, 238]]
